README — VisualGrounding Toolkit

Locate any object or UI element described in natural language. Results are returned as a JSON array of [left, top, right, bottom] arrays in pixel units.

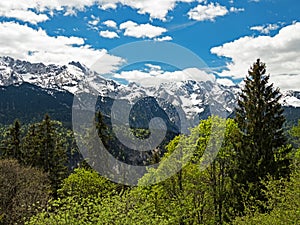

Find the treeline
[[0, 114, 81, 224], [0, 59, 299, 224]]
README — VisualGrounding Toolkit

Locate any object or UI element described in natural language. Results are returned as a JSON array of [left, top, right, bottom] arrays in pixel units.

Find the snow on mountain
[[0, 58, 23, 86], [0, 56, 299, 122], [120, 80, 239, 120], [281, 91, 300, 107]]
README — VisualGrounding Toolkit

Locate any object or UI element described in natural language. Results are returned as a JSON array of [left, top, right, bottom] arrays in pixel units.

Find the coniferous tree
[[95, 111, 111, 147], [37, 114, 68, 193], [232, 59, 291, 213], [22, 124, 40, 166], [21, 115, 68, 195], [1, 120, 22, 161]]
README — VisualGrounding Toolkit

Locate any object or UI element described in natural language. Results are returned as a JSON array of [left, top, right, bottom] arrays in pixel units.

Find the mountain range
[[0, 56, 300, 129]]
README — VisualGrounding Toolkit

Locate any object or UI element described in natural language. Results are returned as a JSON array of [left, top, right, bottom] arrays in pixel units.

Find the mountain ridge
[[0, 56, 299, 127]]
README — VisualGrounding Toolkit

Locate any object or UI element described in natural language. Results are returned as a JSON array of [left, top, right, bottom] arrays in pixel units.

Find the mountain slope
[[0, 82, 73, 125]]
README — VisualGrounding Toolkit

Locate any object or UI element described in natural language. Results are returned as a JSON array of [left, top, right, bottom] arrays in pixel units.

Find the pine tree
[[1, 120, 22, 161], [82, 111, 111, 169], [232, 59, 291, 213], [22, 124, 41, 166], [95, 111, 110, 147], [21, 115, 68, 195], [37, 114, 68, 194]]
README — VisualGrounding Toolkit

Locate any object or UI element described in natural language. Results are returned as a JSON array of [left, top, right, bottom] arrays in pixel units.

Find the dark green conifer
[[1, 120, 22, 161], [21, 115, 68, 195], [232, 59, 291, 213], [37, 114, 68, 193]]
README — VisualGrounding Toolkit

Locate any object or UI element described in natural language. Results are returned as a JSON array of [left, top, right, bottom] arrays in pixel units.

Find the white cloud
[[145, 64, 162, 71], [0, 0, 94, 24], [88, 15, 100, 26], [154, 36, 173, 42], [103, 20, 118, 29], [188, 3, 228, 21], [0, 0, 198, 22], [250, 23, 280, 34], [99, 3, 118, 10], [113, 65, 215, 87], [99, 30, 119, 39], [120, 21, 167, 39], [0, 22, 124, 74], [120, 0, 195, 21], [211, 22, 300, 91], [0, 9, 49, 24], [229, 7, 244, 13], [217, 78, 235, 86]]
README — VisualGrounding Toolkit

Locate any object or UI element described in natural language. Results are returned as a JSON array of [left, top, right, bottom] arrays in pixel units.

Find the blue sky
[[0, 0, 299, 90]]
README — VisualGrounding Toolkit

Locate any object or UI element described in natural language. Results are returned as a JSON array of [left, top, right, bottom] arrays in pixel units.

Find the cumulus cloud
[[250, 23, 280, 34], [99, 30, 119, 39], [0, 0, 94, 24], [88, 15, 100, 26], [119, 0, 195, 20], [0, 0, 198, 22], [211, 22, 300, 91], [113, 64, 215, 87], [0, 22, 124, 74], [99, 2, 118, 10], [0, 9, 49, 24], [217, 78, 235, 87], [188, 3, 228, 21], [154, 36, 173, 42], [103, 20, 118, 29], [229, 7, 244, 13], [120, 21, 167, 39]]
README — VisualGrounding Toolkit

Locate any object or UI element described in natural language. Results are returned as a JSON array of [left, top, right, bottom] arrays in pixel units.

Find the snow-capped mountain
[[0, 56, 300, 126], [281, 90, 300, 108], [0, 56, 239, 120]]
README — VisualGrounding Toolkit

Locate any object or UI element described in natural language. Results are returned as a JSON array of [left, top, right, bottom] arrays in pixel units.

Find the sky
[[0, 0, 299, 90]]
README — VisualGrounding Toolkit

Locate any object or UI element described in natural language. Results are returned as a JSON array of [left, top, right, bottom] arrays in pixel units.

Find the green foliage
[[27, 117, 239, 224], [138, 116, 239, 224], [290, 120, 300, 157], [0, 159, 51, 225], [232, 167, 300, 224], [25, 115, 299, 224], [27, 191, 173, 225], [57, 168, 116, 199]]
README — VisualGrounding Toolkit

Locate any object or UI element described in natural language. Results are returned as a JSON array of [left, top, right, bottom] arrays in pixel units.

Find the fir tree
[[21, 115, 68, 195], [95, 111, 110, 147], [1, 120, 22, 161], [37, 114, 68, 194], [22, 124, 40, 166], [232, 59, 291, 213]]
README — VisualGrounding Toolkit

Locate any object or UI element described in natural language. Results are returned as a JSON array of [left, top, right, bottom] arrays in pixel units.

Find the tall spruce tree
[[95, 111, 110, 147], [37, 114, 68, 194], [232, 59, 291, 213], [1, 120, 22, 161], [21, 115, 68, 195]]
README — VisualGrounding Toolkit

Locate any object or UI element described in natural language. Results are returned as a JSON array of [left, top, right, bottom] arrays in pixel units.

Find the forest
[[0, 59, 299, 224]]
